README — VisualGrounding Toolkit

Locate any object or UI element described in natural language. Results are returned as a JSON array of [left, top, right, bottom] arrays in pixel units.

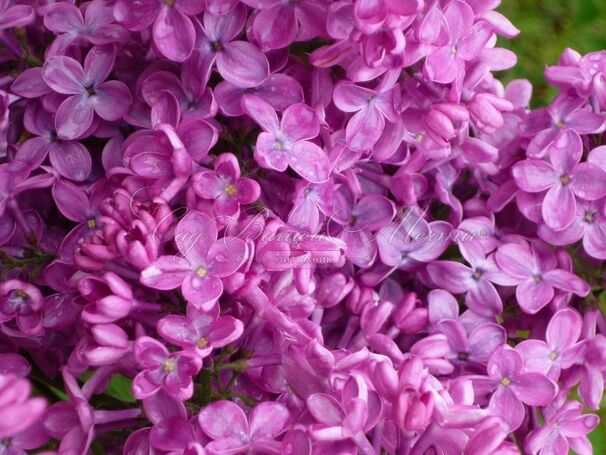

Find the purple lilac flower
[[242, 94, 330, 183], [0, 374, 46, 439], [193, 153, 261, 217], [523, 96, 605, 158], [475, 346, 558, 430], [525, 399, 599, 455], [44, 1, 129, 56], [157, 303, 243, 358], [41, 45, 132, 140], [517, 308, 585, 380], [198, 400, 290, 453], [114, 0, 204, 62], [133, 336, 202, 400], [427, 241, 512, 316], [0, 0, 34, 31], [495, 241, 590, 314], [191, 4, 270, 88], [0, 280, 44, 335], [513, 130, 606, 230], [18, 102, 91, 181], [333, 81, 400, 151], [140, 210, 247, 307]]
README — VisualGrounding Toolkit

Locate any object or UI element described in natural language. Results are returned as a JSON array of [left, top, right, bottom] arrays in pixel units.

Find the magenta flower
[[538, 199, 606, 260], [0, 280, 44, 336], [0, 0, 34, 31], [513, 130, 606, 230], [437, 320, 506, 367], [524, 96, 605, 157], [328, 190, 395, 267], [215, 73, 304, 117], [333, 81, 400, 152], [0, 374, 46, 439], [427, 242, 512, 316], [243, 0, 328, 50], [307, 374, 381, 452], [114, 0, 204, 62], [132, 336, 202, 400], [44, 1, 128, 56], [52, 180, 105, 251], [517, 308, 585, 380], [44, 368, 140, 453], [495, 241, 590, 314], [424, 1, 493, 84], [157, 303, 243, 358], [242, 94, 330, 183], [140, 210, 247, 307], [376, 214, 452, 271], [578, 335, 606, 410], [18, 102, 91, 182], [193, 153, 261, 217], [287, 179, 334, 233], [525, 400, 599, 455], [41, 45, 132, 140], [78, 272, 138, 324], [141, 63, 218, 121], [479, 346, 558, 430], [192, 4, 270, 88], [198, 400, 290, 454]]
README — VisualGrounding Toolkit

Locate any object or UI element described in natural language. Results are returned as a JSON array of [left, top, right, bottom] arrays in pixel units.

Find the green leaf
[[105, 374, 136, 403]]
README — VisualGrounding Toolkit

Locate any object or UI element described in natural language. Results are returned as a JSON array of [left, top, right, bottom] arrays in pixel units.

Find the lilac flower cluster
[[1, 0, 606, 453]]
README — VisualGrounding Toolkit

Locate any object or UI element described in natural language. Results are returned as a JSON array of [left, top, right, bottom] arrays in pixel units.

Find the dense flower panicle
[[1, 0, 606, 453]]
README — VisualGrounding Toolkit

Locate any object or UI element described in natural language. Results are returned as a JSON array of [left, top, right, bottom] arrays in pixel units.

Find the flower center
[[15, 289, 27, 299], [85, 85, 95, 96], [197, 337, 209, 348], [274, 140, 284, 151], [1, 438, 10, 447], [196, 267, 208, 278], [87, 218, 97, 230], [533, 274, 542, 283], [225, 184, 238, 196], [457, 352, 469, 361], [560, 174, 571, 185], [415, 134, 424, 142], [501, 377, 511, 386], [166, 0, 176, 6], [162, 358, 177, 372], [472, 269, 483, 280], [549, 351, 558, 361], [450, 45, 457, 55], [583, 210, 596, 223], [213, 41, 223, 52]]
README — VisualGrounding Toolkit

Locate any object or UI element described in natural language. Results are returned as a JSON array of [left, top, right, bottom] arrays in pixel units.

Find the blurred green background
[[497, 0, 606, 107], [496, 0, 606, 450]]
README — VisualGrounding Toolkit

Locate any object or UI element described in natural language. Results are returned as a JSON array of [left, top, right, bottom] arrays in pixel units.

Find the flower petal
[[198, 400, 249, 440], [48, 141, 92, 182], [153, 6, 195, 62], [217, 41, 269, 88], [55, 94, 95, 140], [92, 81, 132, 121]]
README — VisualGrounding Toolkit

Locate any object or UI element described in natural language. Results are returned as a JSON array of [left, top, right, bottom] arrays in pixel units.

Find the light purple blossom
[[198, 400, 290, 454], [140, 210, 247, 307], [41, 45, 132, 140], [133, 336, 202, 400], [513, 130, 606, 230], [114, 0, 204, 62], [242, 94, 330, 183], [495, 241, 590, 314], [193, 153, 261, 217]]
